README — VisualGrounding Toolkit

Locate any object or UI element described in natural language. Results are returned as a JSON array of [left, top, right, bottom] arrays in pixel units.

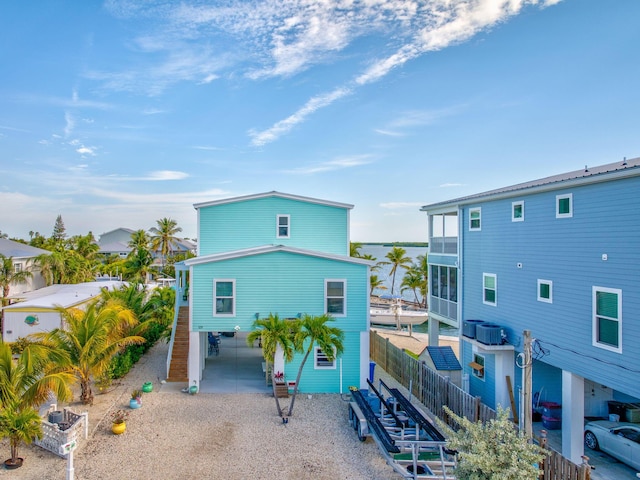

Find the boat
[[370, 298, 428, 329]]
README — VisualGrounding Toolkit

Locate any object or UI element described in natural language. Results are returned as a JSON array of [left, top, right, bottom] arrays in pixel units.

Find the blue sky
[[1, 0, 638, 243]]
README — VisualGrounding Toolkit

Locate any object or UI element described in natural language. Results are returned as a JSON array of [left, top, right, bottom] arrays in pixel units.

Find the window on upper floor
[[483, 273, 497, 306], [213, 279, 235, 316], [470, 353, 485, 380], [512, 201, 524, 222], [592, 286, 622, 353], [469, 208, 481, 231], [556, 193, 573, 218], [537, 279, 553, 303], [325, 279, 346, 316], [14, 263, 23, 273], [315, 346, 337, 369], [277, 214, 290, 238], [431, 265, 457, 302]]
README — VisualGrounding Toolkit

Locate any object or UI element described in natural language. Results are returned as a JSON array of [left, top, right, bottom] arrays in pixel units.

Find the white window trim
[[537, 279, 553, 303], [213, 279, 236, 317], [14, 263, 23, 273], [276, 214, 290, 238], [512, 201, 524, 222], [470, 353, 485, 381], [556, 193, 573, 218], [325, 279, 346, 317], [469, 207, 481, 231], [592, 286, 622, 353], [482, 273, 497, 306], [314, 346, 337, 370]]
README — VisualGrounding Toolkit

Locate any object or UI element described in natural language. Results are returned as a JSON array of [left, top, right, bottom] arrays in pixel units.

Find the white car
[[584, 420, 640, 471]]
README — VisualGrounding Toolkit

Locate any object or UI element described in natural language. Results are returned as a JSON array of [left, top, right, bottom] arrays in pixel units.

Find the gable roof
[[0, 238, 50, 259], [193, 191, 354, 210], [421, 156, 640, 211], [425, 346, 462, 371], [183, 244, 372, 267]]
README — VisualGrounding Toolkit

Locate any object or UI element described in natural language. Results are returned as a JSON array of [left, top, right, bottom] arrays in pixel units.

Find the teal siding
[[461, 175, 640, 401], [198, 197, 349, 255], [285, 332, 361, 394], [190, 251, 368, 334]]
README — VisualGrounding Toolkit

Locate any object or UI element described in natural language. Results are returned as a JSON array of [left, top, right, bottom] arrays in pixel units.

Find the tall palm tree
[[35, 251, 65, 285], [246, 314, 296, 417], [287, 313, 344, 417], [380, 246, 412, 296], [32, 299, 145, 405], [400, 269, 424, 305], [0, 255, 33, 307], [150, 218, 182, 272], [349, 242, 363, 257], [0, 341, 75, 466], [369, 274, 387, 296]]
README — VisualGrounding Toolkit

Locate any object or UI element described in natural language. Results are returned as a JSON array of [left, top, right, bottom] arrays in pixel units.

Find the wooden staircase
[[167, 306, 189, 382]]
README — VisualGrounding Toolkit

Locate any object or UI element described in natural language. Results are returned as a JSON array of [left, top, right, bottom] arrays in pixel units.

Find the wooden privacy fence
[[369, 331, 592, 480]]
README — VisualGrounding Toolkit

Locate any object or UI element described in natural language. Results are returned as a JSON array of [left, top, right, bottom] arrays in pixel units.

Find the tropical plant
[[131, 389, 142, 401], [150, 218, 183, 271], [349, 242, 363, 257], [0, 340, 75, 466], [246, 314, 296, 418], [369, 274, 386, 296], [0, 254, 33, 307], [287, 313, 344, 417], [31, 299, 146, 405], [400, 268, 424, 305], [438, 406, 544, 480], [110, 409, 129, 424], [379, 246, 412, 296]]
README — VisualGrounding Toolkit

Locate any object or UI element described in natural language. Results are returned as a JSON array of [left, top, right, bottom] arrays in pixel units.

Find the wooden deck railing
[[370, 330, 591, 480]]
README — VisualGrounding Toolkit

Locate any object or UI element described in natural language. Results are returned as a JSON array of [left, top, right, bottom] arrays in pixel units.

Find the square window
[[469, 208, 481, 231], [315, 347, 336, 369], [214, 279, 235, 316], [592, 287, 622, 353], [483, 273, 497, 306], [556, 194, 573, 218], [470, 354, 485, 380], [512, 201, 524, 222], [14, 263, 23, 273], [325, 280, 346, 316], [277, 214, 290, 238], [537, 279, 553, 303]]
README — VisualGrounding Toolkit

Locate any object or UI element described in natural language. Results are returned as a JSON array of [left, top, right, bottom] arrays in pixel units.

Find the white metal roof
[[193, 191, 354, 210], [3, 281, 126, 310]]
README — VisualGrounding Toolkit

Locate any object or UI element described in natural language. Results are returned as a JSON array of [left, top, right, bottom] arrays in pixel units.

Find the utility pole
[[522, 330, 533, 439]]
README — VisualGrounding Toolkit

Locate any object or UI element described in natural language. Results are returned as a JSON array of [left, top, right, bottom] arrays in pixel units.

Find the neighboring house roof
[[3, 281, 126, 310], [425, 346, 462, 371], [421, 156, 640, 211], [99, 227, 135, 238], [183, 244, 373, 267], [98, 241, 132, 254], [193, 191, 354, 210], [0, 238, 50, 258]]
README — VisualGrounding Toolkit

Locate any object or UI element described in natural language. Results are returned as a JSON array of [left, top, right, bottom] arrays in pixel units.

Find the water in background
[[360, 243, 457, 336]]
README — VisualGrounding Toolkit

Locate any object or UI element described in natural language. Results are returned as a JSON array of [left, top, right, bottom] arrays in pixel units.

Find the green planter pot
[[142, 382, 153, 393]]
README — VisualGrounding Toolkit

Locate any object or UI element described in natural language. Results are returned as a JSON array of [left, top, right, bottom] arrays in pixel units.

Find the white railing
[[34, 405, 88, 458], [429, 237, 457, 254]]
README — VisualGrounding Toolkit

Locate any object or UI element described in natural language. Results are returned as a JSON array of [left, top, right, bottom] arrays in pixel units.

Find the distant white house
[[0, 238, 49, 298], [97, 228, 136, 258], [2, 281, 125, 342]]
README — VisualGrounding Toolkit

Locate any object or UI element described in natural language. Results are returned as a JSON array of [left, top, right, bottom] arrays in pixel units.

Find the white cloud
[[64, 112, 75, 137], [76, 146, 96, 156], [144, 170, 190, 181], [283, 154, 373, 174], [249, 86, 351, 146]]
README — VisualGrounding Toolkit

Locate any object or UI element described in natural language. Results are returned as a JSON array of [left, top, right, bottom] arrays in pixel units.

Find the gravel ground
[[0, 341, 397, 480]]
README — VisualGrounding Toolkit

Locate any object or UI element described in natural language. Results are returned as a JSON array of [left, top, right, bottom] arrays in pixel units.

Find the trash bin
[[608, 401, 628, 422], [368, 361, 376, 383]]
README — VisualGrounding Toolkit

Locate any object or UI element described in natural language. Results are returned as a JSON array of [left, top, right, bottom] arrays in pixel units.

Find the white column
[[428, 317, 439, 346], [562, 370, 585, 464], [494, 351, 515, 413], [188, 331, 201, 389], [360, 331, 370, 389]]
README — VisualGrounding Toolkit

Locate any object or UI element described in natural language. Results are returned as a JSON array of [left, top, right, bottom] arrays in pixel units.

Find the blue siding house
[[421, 158, 640, 463], [168, 192, 371, 394]]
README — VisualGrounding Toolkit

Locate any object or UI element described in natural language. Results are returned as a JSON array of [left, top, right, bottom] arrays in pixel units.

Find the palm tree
[[369, 274, 387, 296], [35, 251, 65, 285], [0, 341, 75, 466], [0, 255, 33, 307], [150, 218, 182, 272], [287, 313, 344, 417], [400, 269, 424, 305], [246, 314, 296, 417], [380, 246, 412, 296], [32, 299, 146, 405], [349, 242, 363, 257]]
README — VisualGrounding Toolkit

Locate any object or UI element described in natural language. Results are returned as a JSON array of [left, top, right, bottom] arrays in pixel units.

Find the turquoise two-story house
[[421, 157, 640, 464], [167, 192, 372, 394]]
